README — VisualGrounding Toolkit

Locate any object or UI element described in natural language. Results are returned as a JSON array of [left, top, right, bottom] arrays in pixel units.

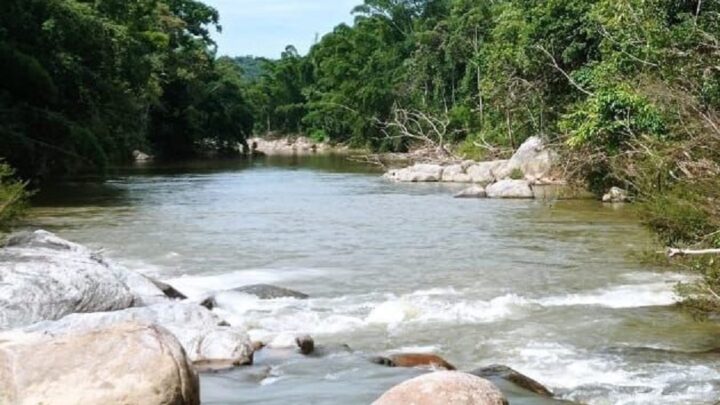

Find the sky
[[203, 0, 360, 59]]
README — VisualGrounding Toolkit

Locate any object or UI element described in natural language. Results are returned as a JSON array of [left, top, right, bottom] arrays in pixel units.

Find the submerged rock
[[373, 371, 507, 405], [7, 302, 254, 365], [370, 353, 456, 370], [485, 180, 535, 199], [470, 365, 553, 398], [454, 186, 487, 199], [0, 230, 167, 330], [602, 187, 629, 203], [296, 334, 315, 355], [0, 322, 199, 405], [230, 284, 309, 300]]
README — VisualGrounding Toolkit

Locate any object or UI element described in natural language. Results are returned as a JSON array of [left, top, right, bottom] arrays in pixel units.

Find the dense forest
[[1, 0, 719, 311]]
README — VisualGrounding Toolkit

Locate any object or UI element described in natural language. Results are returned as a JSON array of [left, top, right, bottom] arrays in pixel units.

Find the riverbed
[[27, 155, 720, 404]]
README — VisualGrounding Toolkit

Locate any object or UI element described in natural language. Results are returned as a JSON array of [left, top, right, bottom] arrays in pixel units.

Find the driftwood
[[667, 248, 720, 258]]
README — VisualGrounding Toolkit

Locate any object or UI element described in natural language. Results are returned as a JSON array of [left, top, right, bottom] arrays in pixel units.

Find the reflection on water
[[25, 155, 720, 405]]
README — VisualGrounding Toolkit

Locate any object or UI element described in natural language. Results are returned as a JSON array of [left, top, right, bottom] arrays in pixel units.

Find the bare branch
[[535, 45, 595, 97], [667, 248, 720, 258]]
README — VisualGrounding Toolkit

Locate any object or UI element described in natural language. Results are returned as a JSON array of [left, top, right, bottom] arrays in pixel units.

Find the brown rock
[[371, 353, 456, 370], [0, 322, 199, 405], [373, 371, 507, 405], [470, 365, 553, 397], [296, 335, 315, 355]]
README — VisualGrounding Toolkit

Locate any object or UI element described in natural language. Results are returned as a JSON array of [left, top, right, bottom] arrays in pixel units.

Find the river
[[27, 155, 720, 404]]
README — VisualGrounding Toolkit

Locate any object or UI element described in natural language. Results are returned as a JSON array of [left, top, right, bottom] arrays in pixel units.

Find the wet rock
[[147, 278, 188, 300], [370, 353, 456, 370], [200, 296, 217, 310], [466, 161, 507, 184], [247, 137, 339, 156], [454, 186, 487, 199], [0, 230, 156, 329], [7, 302, 254, 365], [470, 365, 553, 398], [373, 371, 507, 405], [384, 164, 445, 182], [231, 284, 309, 300], [295, 334, 315, 355], [602, 187, 629, 203], [0, 322, 199, 404], [486, 180, 534, 199]]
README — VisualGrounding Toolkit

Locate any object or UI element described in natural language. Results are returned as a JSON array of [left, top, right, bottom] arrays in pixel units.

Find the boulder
[[494, 137, 555, 181], [384, 164, 445, 182], [454, 186, 487, 199], [466, 161, 508, 184], [602, 187, 629, 203], [470, 365, 553, 398], [0, 322, 199, 405], [373, 371, 507, 405], [486, 180, 535, 199], [229, 284, 309, 300], [442, 164, 473, 183], [370, 353, 456, 370], [0, 230, 154, 330], [8, 302, 254, 365]]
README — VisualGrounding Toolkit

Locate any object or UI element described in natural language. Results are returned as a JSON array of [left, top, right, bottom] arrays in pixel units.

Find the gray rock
[[442, 164, 473, 183], [147, 277, 188, 300], [494, 137, 555, 182], [384, 164, 445, 182], [602, 187, 629, 203], [0, 231, 145, 330], [486, 180, 535, 199], [455, 186, 487, 199], [7, 302, 254, 364], [0, 322, 199, 405], [231, 284, 309, 300], [466, 161, 508, 184], [373, 371, 507, 405]]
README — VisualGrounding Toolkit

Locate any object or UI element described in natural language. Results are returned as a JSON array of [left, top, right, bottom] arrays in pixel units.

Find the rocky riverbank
[[383, 137, 597, 201], [246, 136, 350, 156], [0, 230, 575, 404]]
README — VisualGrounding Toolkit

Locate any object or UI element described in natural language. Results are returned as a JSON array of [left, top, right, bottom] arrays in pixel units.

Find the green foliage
[[509, 168, 524, 180], [0, 163, 28, 230], [0, 0, 254, 176], [563, 87, 666, 152]]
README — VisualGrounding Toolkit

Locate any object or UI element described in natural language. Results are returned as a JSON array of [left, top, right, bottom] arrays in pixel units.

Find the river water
[[27, 156, 720, 404]]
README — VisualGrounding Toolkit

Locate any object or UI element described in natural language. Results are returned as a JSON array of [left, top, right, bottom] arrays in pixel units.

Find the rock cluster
[[384, 137, 562, 199], [247, 136, 345, 156], [0, 231, 259, 403]]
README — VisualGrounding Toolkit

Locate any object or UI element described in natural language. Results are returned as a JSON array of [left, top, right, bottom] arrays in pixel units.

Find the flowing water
[[27, 156, 720, 404]]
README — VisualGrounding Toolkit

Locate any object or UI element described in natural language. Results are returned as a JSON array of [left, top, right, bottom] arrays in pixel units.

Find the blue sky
[[203, 0, 360, 58]]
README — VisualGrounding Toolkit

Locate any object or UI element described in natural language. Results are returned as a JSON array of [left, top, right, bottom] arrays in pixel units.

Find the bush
[[0, 163, 29, 230]]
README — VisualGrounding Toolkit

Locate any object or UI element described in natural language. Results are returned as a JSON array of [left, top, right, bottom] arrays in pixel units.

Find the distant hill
[[233, 56, 269, 82]]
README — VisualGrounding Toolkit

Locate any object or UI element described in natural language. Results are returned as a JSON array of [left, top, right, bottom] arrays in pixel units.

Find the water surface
[[28, 155, 720, 404]]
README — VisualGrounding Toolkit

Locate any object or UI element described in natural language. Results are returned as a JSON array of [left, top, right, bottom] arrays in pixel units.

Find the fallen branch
[[667, 248, 720, 258]]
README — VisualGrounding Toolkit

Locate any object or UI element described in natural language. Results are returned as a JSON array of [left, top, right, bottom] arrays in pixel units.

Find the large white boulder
[[373, 371, 507, 405], [486, 180, 534, 199], [494, 137, 555, 181], [10, 302, 254, 364], [0, 231, 169, 330], [0, 322, 199, 405], [441, 164, 473, 183], [466, 161, 507, 184]]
